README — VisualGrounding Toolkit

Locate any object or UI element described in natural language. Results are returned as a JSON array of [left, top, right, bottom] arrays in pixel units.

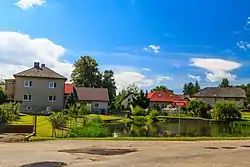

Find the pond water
[[107, 121, 250, 137]]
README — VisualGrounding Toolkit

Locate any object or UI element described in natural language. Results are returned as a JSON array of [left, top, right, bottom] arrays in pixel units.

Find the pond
[[107, 120, 250, 137]]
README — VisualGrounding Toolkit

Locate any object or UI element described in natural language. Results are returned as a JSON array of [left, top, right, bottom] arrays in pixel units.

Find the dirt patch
[[19, 161, 67, 167], [204, 146, 219, 150], [0, 134, 27, 143], [220, 146, 237, 149], [58, 148, 137, 156]]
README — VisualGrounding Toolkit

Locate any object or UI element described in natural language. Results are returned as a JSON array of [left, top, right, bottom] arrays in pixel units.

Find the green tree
[[132, 90, 149, 109], [102, 70, 117, 105], [183, 81, 201, 97], [212, 101, 241, 121], [65, 92, 76, 109], [71, 56, 102, 87], [0, 87, 7, 104], [194, 81, 201, 93], [219, 78, 230, 87], [186, 99, 210, 118], [151, 85, 173, 92]]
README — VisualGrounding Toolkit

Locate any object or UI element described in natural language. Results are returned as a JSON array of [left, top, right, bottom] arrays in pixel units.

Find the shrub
[[132, 106, 147, 116], [148, 109, 159, 122], [133, 116, 147, 125], [186, 99, 210, 118], [68, 118, 110, 137], [247, 104, 250, 110], [212, 101, 241, 121], [0, 102, 20, 124]]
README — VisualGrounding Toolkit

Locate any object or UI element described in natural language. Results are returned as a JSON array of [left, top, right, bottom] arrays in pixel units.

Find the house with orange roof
[[147, 90, 186, 110]]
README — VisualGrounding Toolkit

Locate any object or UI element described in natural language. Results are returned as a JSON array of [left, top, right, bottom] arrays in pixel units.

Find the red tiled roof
[[147, 90, 183, 102], [65, 83, 73, 94], [74, 87, 109, 102]]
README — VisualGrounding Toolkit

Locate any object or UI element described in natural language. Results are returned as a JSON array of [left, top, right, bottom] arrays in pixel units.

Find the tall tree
[[183, 82, 200, 97], [102, 70, 117, 104], [132, 89, 149, 109], [71, 56, 102, 87], [219, 78, 230, 87], [194, 81, 201, 93], [151, 85, 173, 92]]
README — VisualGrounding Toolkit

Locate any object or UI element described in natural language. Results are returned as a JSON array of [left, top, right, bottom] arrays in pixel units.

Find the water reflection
[[108, 121, 250, 137]]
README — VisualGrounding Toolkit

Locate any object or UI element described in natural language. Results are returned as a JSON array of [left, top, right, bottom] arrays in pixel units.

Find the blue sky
[[0, 0, 249, 93]]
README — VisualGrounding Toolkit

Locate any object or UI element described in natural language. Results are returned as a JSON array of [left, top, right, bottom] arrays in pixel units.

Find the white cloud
[[0, 31, 73, 81], [101, 65, 155, 92], [157, 76, 173, 84], [142, 68, 151, 71], [15, 0, 45, 10], [188, 74, 201, 81], [190, 58, 242, 82], [144, 45, 160, 53], [236, 41, 250, 51]]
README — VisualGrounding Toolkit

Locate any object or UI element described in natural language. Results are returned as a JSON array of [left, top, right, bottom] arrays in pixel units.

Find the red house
[[147, 90, 186, 109]]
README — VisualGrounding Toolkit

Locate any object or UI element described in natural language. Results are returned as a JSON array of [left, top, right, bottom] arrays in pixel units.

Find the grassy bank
[[30, 136, 250, 142], [10, 114, 131, 137]]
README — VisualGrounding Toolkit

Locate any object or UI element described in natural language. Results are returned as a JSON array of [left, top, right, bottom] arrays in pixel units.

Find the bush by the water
[[68, 119, 111, 137], [148, 109, 159, 122], [133, 116, 148, 125], [186, 99, 211, 118], [212, 101, 241, 121], [132, 106, 147, 116]]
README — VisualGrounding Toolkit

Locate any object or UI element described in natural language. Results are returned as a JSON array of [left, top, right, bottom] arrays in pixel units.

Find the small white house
[[121, 93, 136, 110]]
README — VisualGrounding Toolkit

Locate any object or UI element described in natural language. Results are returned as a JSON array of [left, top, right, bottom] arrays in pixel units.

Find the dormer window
[[158, 93, 162, 97]]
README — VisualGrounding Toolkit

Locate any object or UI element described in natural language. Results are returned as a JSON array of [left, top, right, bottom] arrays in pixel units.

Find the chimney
[[34, 62, 40, 69], [41, 64, 45, 68]]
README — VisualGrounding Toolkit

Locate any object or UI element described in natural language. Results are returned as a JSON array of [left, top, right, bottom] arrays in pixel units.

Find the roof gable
[[74, 87, 109, 102], [194, 87, 246, 98], [13, 67, 67, 80]]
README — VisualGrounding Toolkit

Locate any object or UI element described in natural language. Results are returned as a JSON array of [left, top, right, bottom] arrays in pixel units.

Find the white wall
[[91, 101, 109, 114], [121, 94, 135, 109]]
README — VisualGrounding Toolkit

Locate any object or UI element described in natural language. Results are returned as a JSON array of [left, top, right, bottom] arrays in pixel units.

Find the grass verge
[[30, 136, 250, 142]]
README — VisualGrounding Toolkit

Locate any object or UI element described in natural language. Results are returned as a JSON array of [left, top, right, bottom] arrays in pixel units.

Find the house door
[[101, 109, 105, 115]]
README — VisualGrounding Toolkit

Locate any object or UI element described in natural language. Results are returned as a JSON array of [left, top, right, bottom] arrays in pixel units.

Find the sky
[[0, 0, 249, 93]]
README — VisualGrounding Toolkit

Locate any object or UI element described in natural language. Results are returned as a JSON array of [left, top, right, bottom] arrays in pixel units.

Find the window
[[128, 98, 131, 102], [235, 98, 241, 101], [26, 106, 32, 110], [48, 95, 56, 102], [49, 82, 57, 88], [23, 94, 32, 101], [24, 80, 32, 87], [94, 103, 99, 107]]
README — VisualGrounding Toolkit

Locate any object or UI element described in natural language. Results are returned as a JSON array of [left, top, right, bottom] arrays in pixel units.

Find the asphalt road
[[1, 140, 250, 167]]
